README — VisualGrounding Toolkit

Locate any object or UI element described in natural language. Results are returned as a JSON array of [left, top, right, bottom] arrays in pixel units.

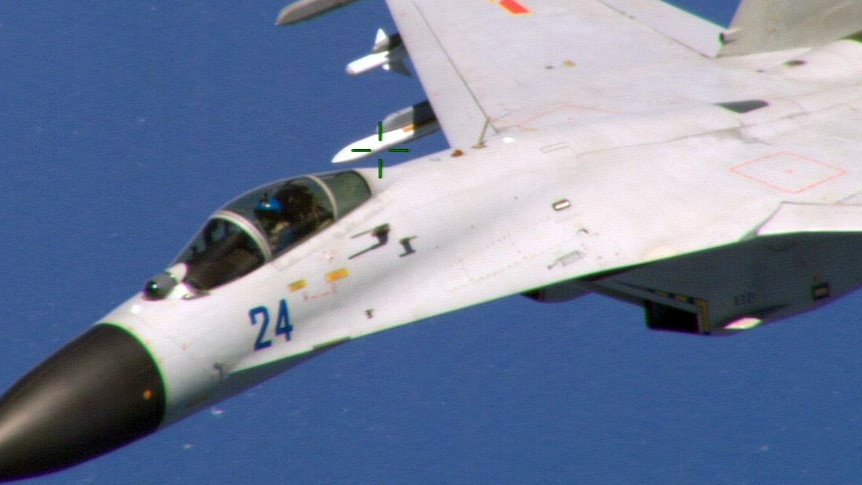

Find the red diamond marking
[[730, 152, 846, 193]]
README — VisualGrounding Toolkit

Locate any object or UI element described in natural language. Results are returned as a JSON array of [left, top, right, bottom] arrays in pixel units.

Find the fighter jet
[[4, 0, 862, 480]]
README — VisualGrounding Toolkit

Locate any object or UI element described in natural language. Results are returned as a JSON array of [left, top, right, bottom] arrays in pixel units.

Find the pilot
[[279, 184, 333, 240], [275, 185, 319, 248], [256, 184, 335, 254], [254, 193, 295, 251]]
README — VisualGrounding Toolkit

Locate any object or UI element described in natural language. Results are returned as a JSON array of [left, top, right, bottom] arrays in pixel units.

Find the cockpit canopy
[[145, 171, 371, 297]]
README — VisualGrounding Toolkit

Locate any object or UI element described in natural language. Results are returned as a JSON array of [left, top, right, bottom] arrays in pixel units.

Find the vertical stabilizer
[[719, 0, 862, 56]]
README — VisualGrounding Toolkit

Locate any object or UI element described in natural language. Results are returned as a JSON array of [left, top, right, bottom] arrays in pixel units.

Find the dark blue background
[[3, 1, 860, 483]]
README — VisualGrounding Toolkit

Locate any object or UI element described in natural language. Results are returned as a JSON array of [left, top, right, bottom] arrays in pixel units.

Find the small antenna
[[473, 117, 491, 149]]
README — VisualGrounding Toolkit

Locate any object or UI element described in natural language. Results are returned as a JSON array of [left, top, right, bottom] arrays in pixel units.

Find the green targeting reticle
[[351, 121, 410, 178]]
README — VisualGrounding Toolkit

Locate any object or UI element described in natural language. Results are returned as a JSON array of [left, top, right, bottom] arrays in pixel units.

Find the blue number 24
[[249, 299, 293, 351]]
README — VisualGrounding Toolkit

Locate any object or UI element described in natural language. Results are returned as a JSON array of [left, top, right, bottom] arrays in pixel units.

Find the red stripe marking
[[499, 0, 530, 15]]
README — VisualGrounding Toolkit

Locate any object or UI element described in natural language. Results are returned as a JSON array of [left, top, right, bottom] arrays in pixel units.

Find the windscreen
[[177, 216, 266, 290]]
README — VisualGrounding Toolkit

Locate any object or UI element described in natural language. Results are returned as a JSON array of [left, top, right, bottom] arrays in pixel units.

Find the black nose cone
[[0, 324, 166, 481]]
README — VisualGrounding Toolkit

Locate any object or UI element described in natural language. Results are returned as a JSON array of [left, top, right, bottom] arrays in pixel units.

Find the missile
[[332, 101, 439, 164], [382, 100, 435, 133], [276, 0, 360, 26], [346, 29, 410, 77]]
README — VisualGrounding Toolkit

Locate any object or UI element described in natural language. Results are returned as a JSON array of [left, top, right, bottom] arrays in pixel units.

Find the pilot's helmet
[[254, 194, 285, 224]]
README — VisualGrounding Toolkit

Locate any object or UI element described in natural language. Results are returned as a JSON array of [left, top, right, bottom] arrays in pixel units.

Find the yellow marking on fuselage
[[289, 279, 308, 292], [326, 268, 350, 283]]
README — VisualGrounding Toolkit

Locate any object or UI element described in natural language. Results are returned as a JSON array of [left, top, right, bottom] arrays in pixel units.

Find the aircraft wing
[[383, 0, 725, 149]]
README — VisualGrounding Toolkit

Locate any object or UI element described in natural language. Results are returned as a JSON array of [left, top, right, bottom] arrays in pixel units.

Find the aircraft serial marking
[[249, 300, 294, 351]]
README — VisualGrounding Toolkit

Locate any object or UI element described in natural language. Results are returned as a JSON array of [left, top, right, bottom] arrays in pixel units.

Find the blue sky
[[3, 1, 862, 483]]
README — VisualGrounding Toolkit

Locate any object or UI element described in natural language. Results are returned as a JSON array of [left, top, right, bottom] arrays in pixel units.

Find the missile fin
[[383, 59, 412, 77], [373, 28, 389, 51]]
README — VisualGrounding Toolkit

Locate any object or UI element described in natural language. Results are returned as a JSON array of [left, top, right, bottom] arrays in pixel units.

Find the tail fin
[[719, 0, 862, 56]]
